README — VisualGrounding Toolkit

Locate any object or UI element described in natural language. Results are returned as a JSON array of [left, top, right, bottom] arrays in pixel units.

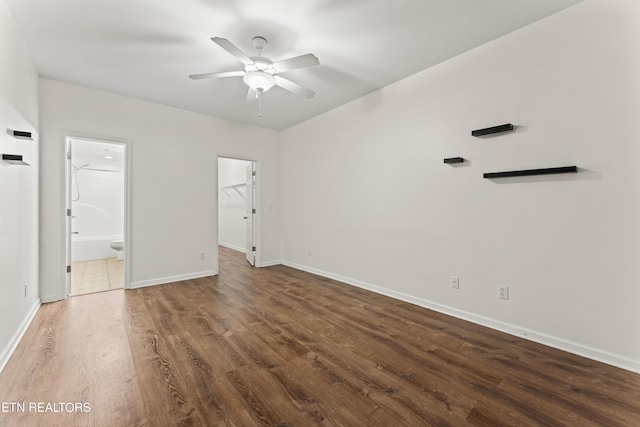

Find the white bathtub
[[71, 234, 123, 262]]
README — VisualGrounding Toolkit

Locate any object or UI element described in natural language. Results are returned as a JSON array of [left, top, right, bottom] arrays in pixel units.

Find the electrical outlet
[[308, 249, 312, 257], [451, 276, 459, 289], [200, 252, 206, 260], [498, 285, 509, 300]]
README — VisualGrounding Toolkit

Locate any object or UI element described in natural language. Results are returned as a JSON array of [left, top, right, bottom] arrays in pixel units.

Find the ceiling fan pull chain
[[257, 89, 263, 117]]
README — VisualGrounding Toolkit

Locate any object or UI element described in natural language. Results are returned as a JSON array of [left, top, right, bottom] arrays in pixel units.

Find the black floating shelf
[[2, 154, 30, 166], [483, 166, 577, 179], [9, 129, 33, 140], [444, 157, 464, 164], [472, 123, 514, 137]]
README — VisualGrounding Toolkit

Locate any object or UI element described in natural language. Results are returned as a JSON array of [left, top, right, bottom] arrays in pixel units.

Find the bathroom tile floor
[[70, 257, 124, 296]]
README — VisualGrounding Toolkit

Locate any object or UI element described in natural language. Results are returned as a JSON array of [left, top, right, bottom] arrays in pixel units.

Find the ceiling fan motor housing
[[252, 36, 268, 51], [244, 42, 275, 92]]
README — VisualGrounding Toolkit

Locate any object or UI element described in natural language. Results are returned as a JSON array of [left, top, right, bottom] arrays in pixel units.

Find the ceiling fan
[[189, 36, 319, 116]]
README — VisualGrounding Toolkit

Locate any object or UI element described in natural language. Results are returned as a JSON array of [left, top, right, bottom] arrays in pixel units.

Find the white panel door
[[245, 162, 256, 266]]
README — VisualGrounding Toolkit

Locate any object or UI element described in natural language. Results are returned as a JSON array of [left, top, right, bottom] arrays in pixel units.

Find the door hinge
[[252, 246, 256, 252], [66, 265, 71, 273], [66, 151, 72, 160], [67, 209, 71, 217], [252, 171, 256, 176], [252, 208, 256, 214]]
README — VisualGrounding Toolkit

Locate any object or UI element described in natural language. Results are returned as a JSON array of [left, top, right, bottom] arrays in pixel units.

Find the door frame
[[63, 135, 131, 298], [216, 155, 260, 269]]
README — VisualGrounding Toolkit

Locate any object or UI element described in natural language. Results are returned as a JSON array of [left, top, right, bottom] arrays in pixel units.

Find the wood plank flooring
[[0, 246, 639, 426]]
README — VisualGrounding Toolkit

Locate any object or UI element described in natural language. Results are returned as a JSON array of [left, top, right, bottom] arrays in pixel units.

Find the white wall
[[281, 0, 640, 372], [71, 167, 125, 261], [0, 0, 40, 372], [72, 170, 124, 239], [218, 158, 251, 251], [39, 79, 281, 300]]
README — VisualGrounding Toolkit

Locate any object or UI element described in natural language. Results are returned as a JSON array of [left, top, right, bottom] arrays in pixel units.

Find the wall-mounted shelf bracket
[[483, 166, 577, 179], [472, 123, 514, 137], [444, 157, 464, 164], [2, 154, 30, 166]]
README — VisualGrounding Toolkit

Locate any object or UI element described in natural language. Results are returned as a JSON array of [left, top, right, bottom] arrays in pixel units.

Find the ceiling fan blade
[[271, 53, 319, 73], [274, 76, 315, 99], [189, 70, 246, 80], [211, 37, 253, 66], [245, 87, 257, 103]]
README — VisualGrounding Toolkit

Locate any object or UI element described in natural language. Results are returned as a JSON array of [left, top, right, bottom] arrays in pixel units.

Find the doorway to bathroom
[[65, 137, 127, 296], [218, 157, 256, 267]]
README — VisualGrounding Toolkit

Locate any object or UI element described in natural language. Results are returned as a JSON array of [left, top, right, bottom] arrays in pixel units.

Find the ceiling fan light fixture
[[243, 71, 275, 92], [190, 36, 318, 116]]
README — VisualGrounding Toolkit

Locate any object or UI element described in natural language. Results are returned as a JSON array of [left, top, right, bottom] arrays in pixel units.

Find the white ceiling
[[70, 138, 125, 172], [7, 0, 584, 131]]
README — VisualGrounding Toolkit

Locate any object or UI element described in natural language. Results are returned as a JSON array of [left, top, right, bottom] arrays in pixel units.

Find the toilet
[[110, 239, 125, 260]]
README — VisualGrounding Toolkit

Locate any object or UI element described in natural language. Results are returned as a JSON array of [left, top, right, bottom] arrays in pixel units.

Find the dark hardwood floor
[[0, 246, 639, 426]]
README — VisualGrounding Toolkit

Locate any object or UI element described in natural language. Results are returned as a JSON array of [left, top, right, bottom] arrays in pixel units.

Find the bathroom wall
[[71, 166, 125, 261], [0, 0, 40, 372], [218, 158, 251, 251]]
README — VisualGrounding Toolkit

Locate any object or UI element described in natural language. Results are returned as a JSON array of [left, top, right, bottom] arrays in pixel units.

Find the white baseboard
[[218, 242, 245, 253], [40, 294, 60, 303], [0, 299, 41, 374], [130, 270, 218, 289], [282, 260, 640, 374], [218, 243, 281, 268], [259, 260, 282, 267]]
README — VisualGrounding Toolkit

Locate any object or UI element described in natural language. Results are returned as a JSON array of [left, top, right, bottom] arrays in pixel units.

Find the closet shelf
[[219, 183, 246, 198]]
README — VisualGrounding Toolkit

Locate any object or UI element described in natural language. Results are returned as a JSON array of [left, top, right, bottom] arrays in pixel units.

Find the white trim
[[216, 155, 260, 268], [259, 260, 281, 268], [130, 270, 218, 289], [219, 242, 245, 253], [40, 294, 60, 304], [61, 133, 132, 300], [282, 260, 640, 374], [0, 299, 41, 374], [219, 243, 280, 267]]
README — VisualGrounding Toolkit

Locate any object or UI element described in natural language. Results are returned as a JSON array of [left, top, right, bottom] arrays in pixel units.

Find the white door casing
[[245, 162, 256, 266]]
